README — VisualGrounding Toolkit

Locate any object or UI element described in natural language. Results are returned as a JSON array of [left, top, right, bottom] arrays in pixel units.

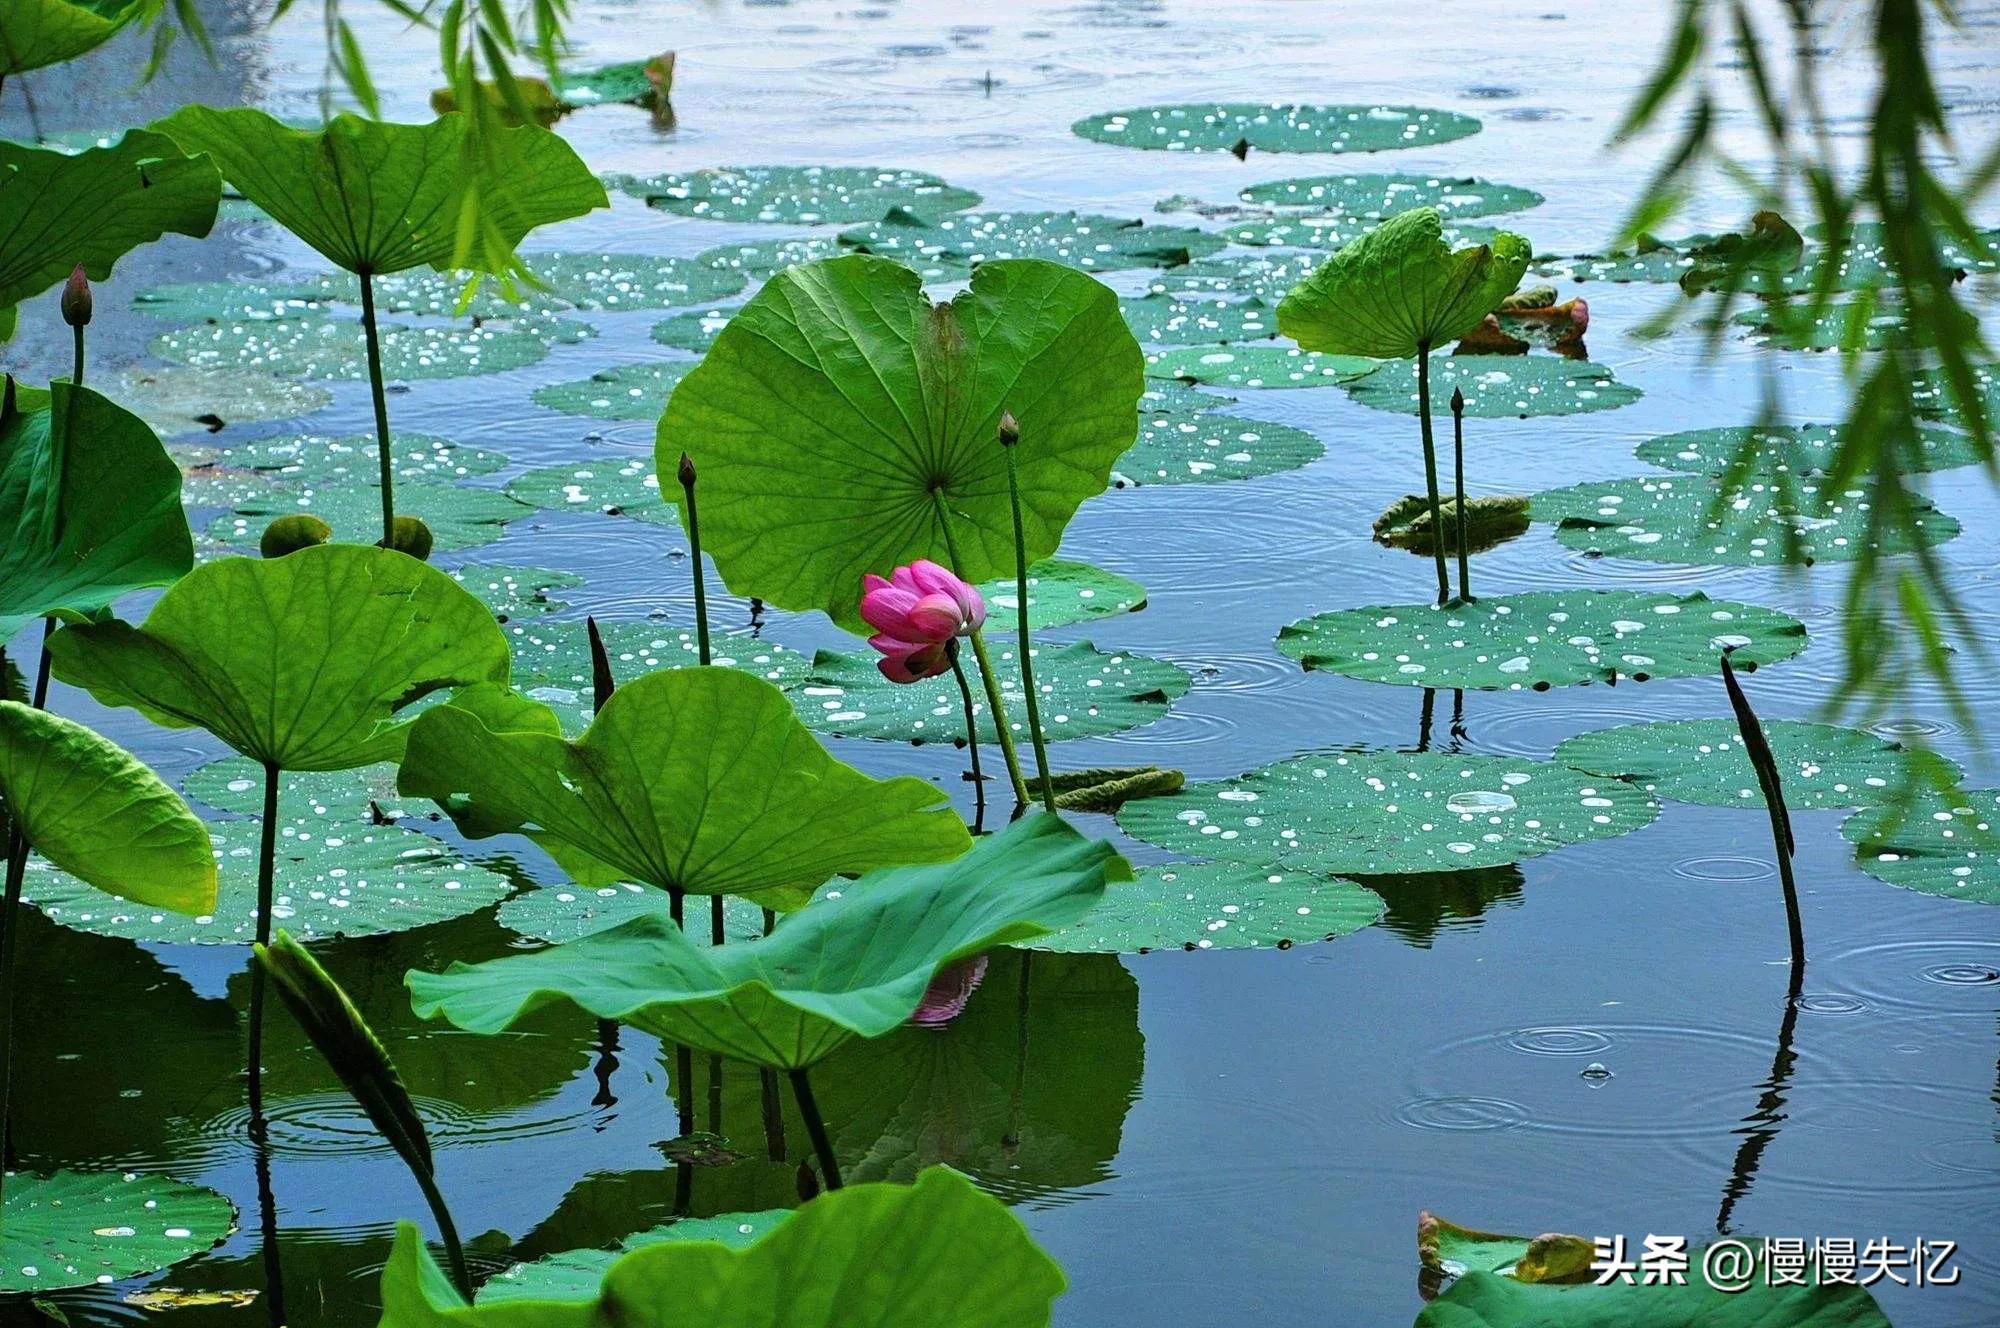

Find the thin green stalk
[[789, 1067, 842, 1190], [30, 619, 52, 710], [1414, 344, 1450, 606], [0, 827, 27, 1207], [70, 323, 83, 389], [678, 452, 711, 666], [358, 269, 396, 546], [413, 1161, 472, 1301], [759, 908, 784, 1160], [999, 423, 1057, 814], [1720, 650, 1805, 984], [1450, 386, 1471, 602], [930, 492, 1029, 806], [248, 761, 281, 1101], [668, 886, 693, 1142], [947, 643, 987, 827]]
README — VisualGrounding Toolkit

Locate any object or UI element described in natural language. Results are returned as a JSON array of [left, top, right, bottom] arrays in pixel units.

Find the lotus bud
[[997, 411, 1019, 447], [61, 265, 91, 328], [678, 450, 696, 488], [379, 516, 435, 561], [260, 514, 333, 558], [1450, 386, 1465, 417]]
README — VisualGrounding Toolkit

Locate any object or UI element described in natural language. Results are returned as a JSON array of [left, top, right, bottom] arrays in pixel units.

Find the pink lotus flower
[[909, 955, 989, 1026], [860, 560, 985, 684]]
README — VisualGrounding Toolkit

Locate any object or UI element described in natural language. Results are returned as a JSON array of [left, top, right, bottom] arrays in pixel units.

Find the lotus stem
[[31, 618, 52, 710], [247, 761, 282, 1105], [708, 894, 725, 1131], [930, 492, 1030, 807], [678, 452, 712, 665], [759, 909, 785, 1160], [70, 325, 83, 389], [789, 1067, 843, 1190], [1450, 386, 1471, 603], [250, 1100, 288, 1323], [947, 641, 987, 826], [1720, 650, 1805, 985], [667, 887, 694, 1139], [413, 1157, 473, 1300], [998, 417, 1058, 815], [1413, 344, 1451, 606], [0, 825, 28, 1206], [358, 269, 397, 547]]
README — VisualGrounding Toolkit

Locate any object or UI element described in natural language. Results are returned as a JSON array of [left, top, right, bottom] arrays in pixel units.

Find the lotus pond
[[3, 0, 2000, 1324]]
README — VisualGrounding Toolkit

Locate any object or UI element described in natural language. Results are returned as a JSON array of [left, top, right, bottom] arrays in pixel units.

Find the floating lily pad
[[532, 361, 695, 420], [1910, 362, 1999, 431], [696, 236, 972, 284], [649, 306, 738, 352], [1146, 345, 1377, 388], [0, 1170, 235, 1295], [1217, 213, 1498, 250], [1031, 862, 1383, 953], [482, 1210, 791, 1302], [1118, 751, 1658, 875], [153, 316, 592, 381], [205, 479, 529, 552], [182, 757, 426, 823], [1276, 590, 1808, 690], [1237, 173, 1542, 219], [1533, 243, 1709, 284], [1419, 1212, 1594, 1285], [1555, 719, 1955, 811], [1532, 472, 1958, 566], [1140, 378, 1234, 413], [839, 209, 1226, 271], [507, 619, 809, 732], [1140, 251, 1324, 302], [1117, 409, 1323, 485], [1073, 103, 1481, 155], [518, 252, 748, 311], [791, 639, 1188, 745], [1345, 354, 1642, 417], [497, 882, 771, 945], [1732, 297, 1907, 351], [112, 366, 331, 438], [506, 455, 670, 524], [1120, 294, 1278, 344], [1420, 1264, 1888, 1325], [623, 165, 980, 223], [175, 431, 507, 509], [450, 564, 585, 618], [971, 559, 1147, 629], [1843, 788, 2000, 905], [1634, 422, 1984, 477], [558, 58, 668, 107]]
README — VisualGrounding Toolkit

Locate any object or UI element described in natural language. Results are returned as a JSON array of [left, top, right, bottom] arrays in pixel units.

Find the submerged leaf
[[1373, 493, 1531, 556]]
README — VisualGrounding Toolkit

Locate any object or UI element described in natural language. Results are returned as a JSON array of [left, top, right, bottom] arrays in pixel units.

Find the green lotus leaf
[[1219, 214, 1499, 251], [1416, 1265, 1889, 1326], [1030, 861, 1382, 953], [1121, 294, 1278, 344], [506, 619, 809, 733], [151, 107, 607, 276], [1238, 173, 1542, 219], [0, 1170, 235, 1295], [697, 236, 972, 285], [1732, 296, 1909, 351], [379, 1167, 1062, 1323], [175, 431, 507, 510], [1139, 251, 1324, 302], [1418, 1212, 1594, 1284], [1532, 472, 1959, 566], [1344, 354, 1643, 417], [516, 252, 746, 311], [971, 558, 1146, 629], [1806, 220, 2000, 275], [1145, 345, 1378, 388], [152, 314, 591, 381], [0, 0, 143, 73], [790, 639, 1188, 745], [112, 366, 331, 439], [497, 881, 769, 945], [1141, 378, 1236, 413], [1276, 590, 1808, 690], [1911, 361, 1998, 430], [649, 306, 737, 352], [1534, 242, 1712, 285], [0, 130, 221, 329], [451, 564, 584, 619], [1074, 102, 1481, 154], [49, 545, 511, 770], [1277, 208, 1530, 359], [398, 666, 970, 909], [1, 381, 195, 647], [1634, 422, 1982, 477], [838, 209, 1226, 272], [205, 478, 530, 554], [1117, 751, 1658, 875], [532, 361, 694, 421], [0, 701, 215, 914], [655, 255, 1142, 630], [1374, 493, 1531, 556], [1117, 409, 1324, 485], [185, 756, 426, 822], [622, 164, 980, 223], [1843, 787, 2000, 904], [481, 1211, 790, 1302], [1554, 719, 1957, 811], [408, 811, 1119, 1067]]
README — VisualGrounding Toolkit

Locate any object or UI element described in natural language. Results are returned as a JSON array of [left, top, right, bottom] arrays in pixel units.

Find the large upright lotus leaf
[[407, 812, 1120, 1067], [152, 107, 608, 276], [0, 1170, 235, 1295], [1842, 787, 2000, 905], [1554, 719, 1957, 811], [113, 366, 331, 439], [1031, 861, 1383, 953], [1345, 354, 1643, 418], [1238, 173, 1543, 219], [1634, 422, 1982, 478], [790, 639, 1188, 745], [0, 131, 221, 326], [0, 702, 215, 914], [398, 666, 969, 909], [1532, 472, 1959, 566], [1145, 345, 1378, 388], [1120, 294, 1278, 345], [837, 210, 1226, 272], [1277, 208, 1530, 358], [1416, 1267, 1889, 1327], [0, 382, 195, 645], [1073, 102, 1481, 154], [482, 1211, 792, 1303], [532, 361, 694, 421], [152, 314, 589, 381], [1276, 590, 1808, 690], [380, 1168, 1063, 1325], [48, 545, 511, 771], [1117, 751, 1657, 876], [1117, 408, 1324, 485], [623, 164, 980, 223], [655, 255, 1143, 630], [0, 0, 141, 74]]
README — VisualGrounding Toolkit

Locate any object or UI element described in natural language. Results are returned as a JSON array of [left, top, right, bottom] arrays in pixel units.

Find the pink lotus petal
[[908, 955, 989, 1026]]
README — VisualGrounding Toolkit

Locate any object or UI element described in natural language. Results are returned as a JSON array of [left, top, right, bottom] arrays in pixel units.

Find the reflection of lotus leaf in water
[[1349, 866, 1527, 948]]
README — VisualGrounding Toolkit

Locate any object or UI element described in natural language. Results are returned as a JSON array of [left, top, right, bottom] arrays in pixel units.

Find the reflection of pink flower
[[909, 955, 989, 1027], [860, 560, 986, 684]]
